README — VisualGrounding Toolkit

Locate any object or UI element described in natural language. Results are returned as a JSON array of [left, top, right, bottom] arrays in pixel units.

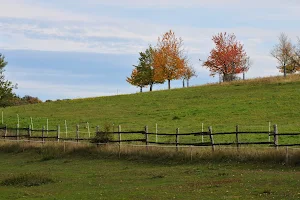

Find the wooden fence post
[[285, 146, 289, 164], [16, 124, 19, 141], [28, 125, 31, 141], [209, 126, 215, 152], [236, 125, 240, 149], [4, 124, 7, 140], [42, 126, 45, 143], [155, 123, 158, 143], [57, 125, 60, 142], [202, 123, 204, 143], [118, 125, 122, 145], [176, 128, 179, 152], [87, 122, 90, 138], [145, 126, 149, 146], [118, 125, 121, 158], [273, 124, 278, 150], [268, 121, 271, 142], [76, 125, 80, 143]]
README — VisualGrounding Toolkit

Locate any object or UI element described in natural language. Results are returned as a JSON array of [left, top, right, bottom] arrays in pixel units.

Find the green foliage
[[0, 54, 16, 107], [21, 95, 43, 104], [91, 123, 114, 143], [127, 45, 164, 92]]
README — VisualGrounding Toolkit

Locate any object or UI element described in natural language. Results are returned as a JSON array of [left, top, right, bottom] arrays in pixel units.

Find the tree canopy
[[127, 46, 163, 92], [203, 32, 250, 82], [153, 30, 187, 89], [0, 54, 16, 107], [271, 33, 294, 77]]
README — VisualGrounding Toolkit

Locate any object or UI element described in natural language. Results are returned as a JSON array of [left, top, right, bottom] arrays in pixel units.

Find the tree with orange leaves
[[153, 30, 187, 89], [126, 68, 147, 93], [203, 32, 250, 82]]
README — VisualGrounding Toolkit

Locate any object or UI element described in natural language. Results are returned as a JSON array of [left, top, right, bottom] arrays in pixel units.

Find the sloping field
[[2, 75, 300, 135]]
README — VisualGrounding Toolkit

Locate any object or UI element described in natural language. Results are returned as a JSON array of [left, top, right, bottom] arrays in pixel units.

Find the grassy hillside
[[2, 75, 300, 136]]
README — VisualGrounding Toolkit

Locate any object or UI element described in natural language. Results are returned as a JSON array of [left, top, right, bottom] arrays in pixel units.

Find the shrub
[[91, 123, 114, 144]]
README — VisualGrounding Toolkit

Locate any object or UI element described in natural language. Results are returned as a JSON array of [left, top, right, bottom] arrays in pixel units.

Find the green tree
[[127, 46, 163, 92], [0, 54, 16, 107]]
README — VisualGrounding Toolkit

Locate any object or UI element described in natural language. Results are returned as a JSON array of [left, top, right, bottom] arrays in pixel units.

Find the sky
[[0, 0, 300, 101]]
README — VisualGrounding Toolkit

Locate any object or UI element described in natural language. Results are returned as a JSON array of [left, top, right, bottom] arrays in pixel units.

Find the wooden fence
[[1, 125, 300, 150]]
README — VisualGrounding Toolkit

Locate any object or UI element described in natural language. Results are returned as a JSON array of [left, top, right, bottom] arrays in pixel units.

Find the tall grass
[[1, 141, 300, 166]]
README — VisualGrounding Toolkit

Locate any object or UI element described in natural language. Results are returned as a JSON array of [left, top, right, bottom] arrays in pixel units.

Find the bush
[[91, 123, 114, 144], [22, 95, 42, 104]]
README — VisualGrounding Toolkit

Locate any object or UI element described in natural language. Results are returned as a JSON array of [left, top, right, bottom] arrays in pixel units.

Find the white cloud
[[0, 0, 90, 22]]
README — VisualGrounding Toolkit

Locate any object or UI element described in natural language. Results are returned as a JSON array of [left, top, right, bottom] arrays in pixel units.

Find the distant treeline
[[1, 95, 42, 107]]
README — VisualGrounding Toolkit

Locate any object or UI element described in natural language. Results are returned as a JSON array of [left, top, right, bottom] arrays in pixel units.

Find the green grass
[[0, 142, 300, 200], [2, 74, 300, 145]]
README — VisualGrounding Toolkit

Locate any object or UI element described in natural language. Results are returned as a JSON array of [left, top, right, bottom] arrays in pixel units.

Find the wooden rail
[[1, 124, 300, 150]]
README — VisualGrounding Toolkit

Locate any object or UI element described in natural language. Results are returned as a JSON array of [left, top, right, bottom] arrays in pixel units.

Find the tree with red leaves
[[203, 32, 250, 82]]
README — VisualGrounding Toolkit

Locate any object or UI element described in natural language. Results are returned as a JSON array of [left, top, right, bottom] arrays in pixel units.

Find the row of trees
[[127, 30, 251, 91], [127, 30, 196, 92], [0, 54, 42, 107], [271, 33, 300, 77]]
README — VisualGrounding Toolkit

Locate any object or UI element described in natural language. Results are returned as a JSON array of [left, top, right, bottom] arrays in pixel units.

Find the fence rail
[[1, 124, 300, 150]]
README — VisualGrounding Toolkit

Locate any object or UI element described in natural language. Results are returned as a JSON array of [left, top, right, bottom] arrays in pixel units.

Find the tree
[[136, 46, 164, 92], [0, 54, 16, 107], [126, 68, 147, 93], [203, 32, 250, 82], [288, 37, 300, 72], [271, 33, 294, 77], [127, 46, 163, 92], [153, 30, 187, 89], [182, 65, 197, 87]]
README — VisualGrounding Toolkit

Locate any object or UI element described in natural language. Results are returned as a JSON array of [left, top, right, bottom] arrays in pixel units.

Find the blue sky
[[0, 0, 300, 101]]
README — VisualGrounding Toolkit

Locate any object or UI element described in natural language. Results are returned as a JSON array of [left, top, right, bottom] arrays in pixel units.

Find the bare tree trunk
[[284, 65, 287, 77], [140, 87, 143, 93], [182, 79, 185, 88], [168, 79, 171, 90], [243, 72, 245, 80], [187, 79, 190, 87], [150, 84, 153, 92], [223, 73, 227, 82]]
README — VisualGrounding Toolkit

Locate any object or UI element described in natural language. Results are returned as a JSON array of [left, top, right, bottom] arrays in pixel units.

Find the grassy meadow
[[0, 142, 300, 200]]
